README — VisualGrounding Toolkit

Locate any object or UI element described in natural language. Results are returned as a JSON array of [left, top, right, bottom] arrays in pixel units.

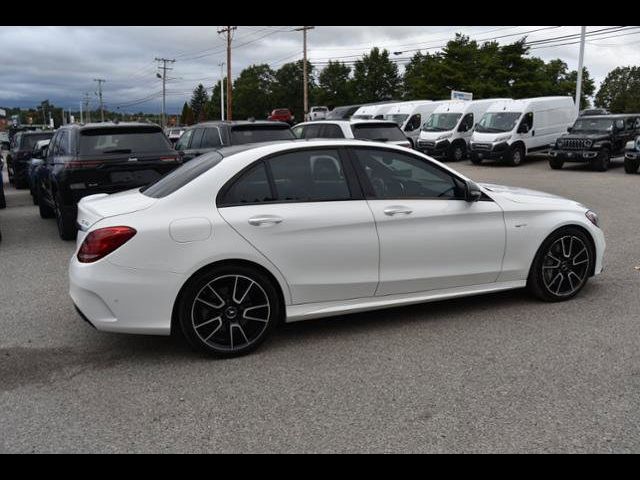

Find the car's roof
[[187, 120, 290, 129], [296, 119, 399, 127], [20, 130, 54, 136], [578, 114, 639, 120], [63, 122, 162, 131]]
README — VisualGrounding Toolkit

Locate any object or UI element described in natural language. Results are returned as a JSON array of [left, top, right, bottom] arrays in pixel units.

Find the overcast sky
[[1, 26, 639, 115]]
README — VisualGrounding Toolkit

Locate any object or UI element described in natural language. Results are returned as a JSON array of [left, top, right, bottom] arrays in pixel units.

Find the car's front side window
[[353, 148, 465, 200]]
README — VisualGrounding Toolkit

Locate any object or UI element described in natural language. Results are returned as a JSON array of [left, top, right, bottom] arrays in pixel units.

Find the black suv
[[549, 114, 640, 171], [6, 130, 54, 188], [175, 121, 295, 162], [37, 122, 181, 240]]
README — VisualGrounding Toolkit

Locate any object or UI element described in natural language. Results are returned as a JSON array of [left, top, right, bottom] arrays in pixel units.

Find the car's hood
[[480, 183, 584, 209], [471, 132, 513, 142], [77, 188, 156, 230]]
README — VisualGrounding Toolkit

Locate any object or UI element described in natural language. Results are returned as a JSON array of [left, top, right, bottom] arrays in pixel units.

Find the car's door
[[217, 147, 379, 305], [350, 146, 506, 296]]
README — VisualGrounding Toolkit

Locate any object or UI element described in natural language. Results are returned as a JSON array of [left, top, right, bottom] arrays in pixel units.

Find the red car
[[268, 109, 295, 125]]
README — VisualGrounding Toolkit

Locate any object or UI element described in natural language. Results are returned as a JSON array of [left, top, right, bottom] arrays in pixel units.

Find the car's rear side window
[[218, 149, 352, 207], [79, 127, 172, 155], [352, 124, 407, 142], [142, 152, 223, 198]]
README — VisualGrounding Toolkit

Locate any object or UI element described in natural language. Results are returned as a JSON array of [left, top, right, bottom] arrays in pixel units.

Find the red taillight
[[64, 160, 104, 169], [160, 155, 180, 163], [77, 227, 137, 263]]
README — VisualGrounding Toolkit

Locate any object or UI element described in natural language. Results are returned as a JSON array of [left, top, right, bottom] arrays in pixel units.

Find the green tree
[[316, 60, 353, 108], [180, 102, 194, 126], [595, 66, 640, 113], [205, 80, 223, 121], [352, 48, 400, 103], [189, 84, 209, 123], [273, 60, 315, 121], [233, 64, 276, 119]]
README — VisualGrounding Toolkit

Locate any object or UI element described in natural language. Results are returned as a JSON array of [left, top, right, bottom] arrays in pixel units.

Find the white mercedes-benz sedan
[[69, 140, 605, 357]]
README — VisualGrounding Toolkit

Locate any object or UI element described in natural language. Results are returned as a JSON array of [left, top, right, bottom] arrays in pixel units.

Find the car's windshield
[[142, 151, 223, 198], [79, 127, 171, 155], [230, 126, 295, 145], [475, 112, 522, 133], [384, 114, 409, 126], [571, 118, 614, 132], [422, 113, 462, 132]]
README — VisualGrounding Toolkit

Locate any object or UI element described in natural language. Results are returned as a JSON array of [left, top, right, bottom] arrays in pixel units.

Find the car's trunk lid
[[77, 188, 156, 231]]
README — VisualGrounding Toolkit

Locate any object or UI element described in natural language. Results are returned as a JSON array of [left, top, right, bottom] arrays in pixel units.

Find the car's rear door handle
[[384, 206, 413, 216], [248, 215, 284, 226]]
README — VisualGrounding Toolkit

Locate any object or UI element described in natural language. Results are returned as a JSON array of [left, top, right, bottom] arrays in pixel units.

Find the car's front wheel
[[591, 148, 610, 172], [528, 227, 594, 302], [178, 265, 282, 357], [624, 156, 639, 174], [549, 157, 564, 170]]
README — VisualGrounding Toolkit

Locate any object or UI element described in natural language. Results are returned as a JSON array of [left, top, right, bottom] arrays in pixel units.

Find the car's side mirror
[[518, 124, 530, 134], [465, 180, 482, 203], [567, 127, 573, 133]]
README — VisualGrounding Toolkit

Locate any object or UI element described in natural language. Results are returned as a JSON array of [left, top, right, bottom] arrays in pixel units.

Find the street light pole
[[219, 62, 226, 121]]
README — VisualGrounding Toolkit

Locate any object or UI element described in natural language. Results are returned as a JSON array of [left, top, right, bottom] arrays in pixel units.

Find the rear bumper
[[69, 257, 186, 335], [550, 150, 599, 162]]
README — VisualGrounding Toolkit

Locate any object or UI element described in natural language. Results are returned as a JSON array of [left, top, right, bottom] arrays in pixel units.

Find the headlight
[[586, 210, 600, 228], [495, 135, 511, 143], [584, 139, 593, 148], [557, 139, 564, 147]]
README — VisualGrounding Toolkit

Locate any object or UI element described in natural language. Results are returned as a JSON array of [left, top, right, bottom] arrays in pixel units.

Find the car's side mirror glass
[[465, 180, 482, 203]]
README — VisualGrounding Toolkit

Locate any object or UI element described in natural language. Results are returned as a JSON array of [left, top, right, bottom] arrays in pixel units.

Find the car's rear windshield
[[273, 110, 290, 116], [79, 127, 171, 156], [230, 126, 295, 145], [142, 151, 224, 198], [352, 124, 407, 142], [20, 133, 53, 150]]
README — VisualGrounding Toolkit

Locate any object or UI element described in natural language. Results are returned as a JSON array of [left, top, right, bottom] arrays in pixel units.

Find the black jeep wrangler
[[549, 114, 640, 172], [625, 135, 640, 174]]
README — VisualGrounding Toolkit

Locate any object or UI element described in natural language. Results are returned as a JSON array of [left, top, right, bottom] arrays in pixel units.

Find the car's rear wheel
[[0, 185, 6, 210], [178, 265, 282, 357], [624, 157, 639, 174], [38, 185, 55, 219], [549, 157, 564, 170], [54, 192, 77, 241], [591, 148, 610, 172], [528, 227, 593, 302]]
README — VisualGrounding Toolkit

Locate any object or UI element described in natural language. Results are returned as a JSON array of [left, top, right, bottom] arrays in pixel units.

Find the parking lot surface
[[1, 156, 639, 453]]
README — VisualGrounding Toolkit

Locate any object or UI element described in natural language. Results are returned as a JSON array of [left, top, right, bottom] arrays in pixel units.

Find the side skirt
[[285, 280, 527, 323]]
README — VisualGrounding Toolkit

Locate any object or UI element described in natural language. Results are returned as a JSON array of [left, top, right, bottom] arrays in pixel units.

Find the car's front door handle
[[248, 215, 284, 226], [384, 206, 413, 216]]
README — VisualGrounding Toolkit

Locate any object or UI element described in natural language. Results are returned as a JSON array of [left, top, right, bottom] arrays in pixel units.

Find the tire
[[624, 156, 639, 174], [0, 186, 6, 210], [590, 148, 610, 172], [14, 177, 28, 189], [470, 153, 483, 165], [448, 142, 466, 162], [54, 193, 77, 241], [38, 185, 55, 219], [549, 157, 564, 170], [528, 227, 594, 302], [505, 144, 525, 167], [177, 264, 282, 357]]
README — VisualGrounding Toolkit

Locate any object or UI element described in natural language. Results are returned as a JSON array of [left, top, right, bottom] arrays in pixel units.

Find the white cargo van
[[352, 104, 391, 120], [417, 99, 510, 161], [398, 101, 451, 147], [469, 97, 576, 166]]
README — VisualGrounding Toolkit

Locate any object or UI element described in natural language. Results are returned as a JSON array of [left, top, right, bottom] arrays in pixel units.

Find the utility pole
[[80, 101, 83, 124], [218, 26, 237, 120], [155, 57, 175, 129], [575, 26, 587, 116], [295, 26, 315, 121], [219, 62, 226, 121], [83, 93, 91, 123], [94, 79, 106, 122]]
